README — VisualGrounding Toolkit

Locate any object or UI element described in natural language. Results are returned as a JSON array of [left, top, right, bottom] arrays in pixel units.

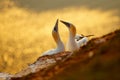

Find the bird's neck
[[55, 38, 65, 52], [53, 34, 64, 49], [69, 31, 76, 42], [57, 40, 63, 47], [66, 31, 78, 51], [56, 37, 63, 48]]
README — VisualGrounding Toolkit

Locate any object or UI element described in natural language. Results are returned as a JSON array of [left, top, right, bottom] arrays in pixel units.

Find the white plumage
[[75, 34, 94, 47], [60, 20, 93, 52], [60, 20, 78, 52], [76, 36, 88, 48], [41, 19, 65, 56]]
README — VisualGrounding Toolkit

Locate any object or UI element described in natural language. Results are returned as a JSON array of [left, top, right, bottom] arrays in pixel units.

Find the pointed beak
[[60, 20, 71, 28], [85, 35, 94, 37], [53, 19, 58, 32]]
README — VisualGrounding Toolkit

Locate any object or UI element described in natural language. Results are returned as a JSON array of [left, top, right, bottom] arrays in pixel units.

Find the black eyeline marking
[[79, 36, 84, 39], [76, 36, 84, 41], [60, 20, 71, 27]]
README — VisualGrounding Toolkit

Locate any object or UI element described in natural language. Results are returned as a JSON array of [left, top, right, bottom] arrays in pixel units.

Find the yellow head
[[60, 20, 76, 37], [52, 19, 59, 43]]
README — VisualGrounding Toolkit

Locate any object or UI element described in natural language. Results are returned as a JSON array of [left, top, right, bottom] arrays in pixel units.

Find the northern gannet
[[41, 19, 65, 56], [60, 20, 93, 52], [60, 20, 78, 52], [75, 34, 94, 47]]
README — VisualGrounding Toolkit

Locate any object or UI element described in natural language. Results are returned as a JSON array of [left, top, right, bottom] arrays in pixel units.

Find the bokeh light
[[0, 0, 120, 74]]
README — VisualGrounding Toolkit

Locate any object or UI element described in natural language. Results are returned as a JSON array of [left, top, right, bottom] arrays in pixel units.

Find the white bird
[[60, 20, 78, 52], [41, 19, 65, 56], [75, 34, 84, 42], [75, 34, 94, 48], [60, 20, 93, 52]]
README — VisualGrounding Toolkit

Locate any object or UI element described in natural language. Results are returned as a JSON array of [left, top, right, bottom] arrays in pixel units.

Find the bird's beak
[[60, 20, 71, 28], [53, 19, 58, 32], [85, 35, 94, 37]]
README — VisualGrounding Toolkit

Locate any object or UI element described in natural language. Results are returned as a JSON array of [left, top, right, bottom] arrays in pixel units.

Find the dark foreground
[[3, 29, 120, 80]]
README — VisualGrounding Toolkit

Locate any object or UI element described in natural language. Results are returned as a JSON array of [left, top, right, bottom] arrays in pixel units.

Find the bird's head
[[75, 34, 94, 41], [52, 19, 59, 42], [75, 34, 84, 41], [60, 20, 76, 37]]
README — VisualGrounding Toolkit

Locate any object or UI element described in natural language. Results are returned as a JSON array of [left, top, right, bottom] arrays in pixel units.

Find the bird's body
[[41, 19, 65, 56], [60, 20, 93, 52], [42, 40, 64, 56]]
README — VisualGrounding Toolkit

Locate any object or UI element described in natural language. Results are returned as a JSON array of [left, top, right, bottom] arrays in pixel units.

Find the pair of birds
[[41, 19, 93, 56]]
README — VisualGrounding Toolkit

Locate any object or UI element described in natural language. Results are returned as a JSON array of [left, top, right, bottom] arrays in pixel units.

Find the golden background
[[0, 0, 120, 74]]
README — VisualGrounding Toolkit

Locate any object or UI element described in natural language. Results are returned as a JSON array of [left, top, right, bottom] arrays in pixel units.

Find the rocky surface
[[0, 29, 120, 80]]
